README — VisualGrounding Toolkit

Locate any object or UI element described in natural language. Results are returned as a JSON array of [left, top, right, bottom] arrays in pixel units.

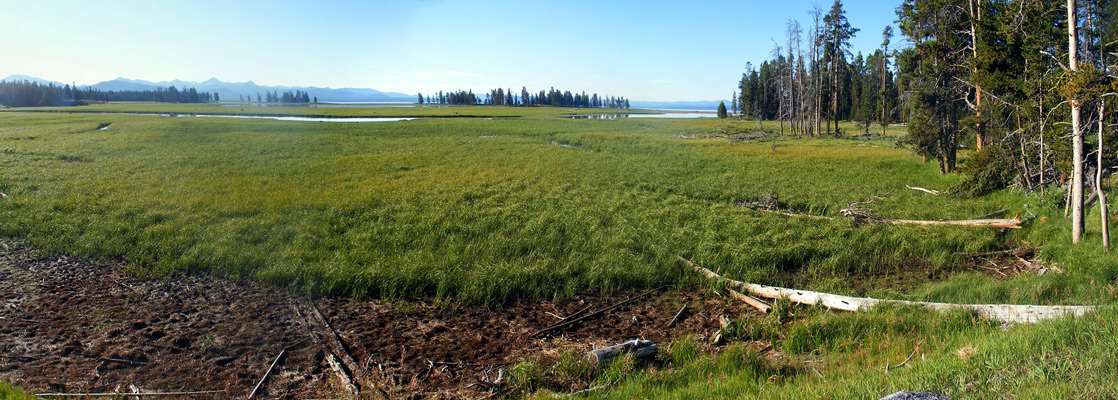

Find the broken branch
[[905, 184, 941, 195], [248, 349, 286, 398], [666, 304, 688, 328], [728, 289, 771, 313], [533, 288, 659, 336]]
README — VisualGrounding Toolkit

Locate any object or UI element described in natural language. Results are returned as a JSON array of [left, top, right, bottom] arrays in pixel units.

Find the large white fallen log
[[679, 256, 1093, 324], [878, 217, 1025, 229], [838, 208, 1026, 229]]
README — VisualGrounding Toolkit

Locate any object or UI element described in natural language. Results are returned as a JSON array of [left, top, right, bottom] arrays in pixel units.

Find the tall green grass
[[5, 108, 1118, 397], [0, 111, 1114, 305]]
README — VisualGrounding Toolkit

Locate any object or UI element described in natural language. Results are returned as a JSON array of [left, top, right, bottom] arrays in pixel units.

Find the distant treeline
[[238, 90, 313, 104], [0, 80, 219, 107], [418, 87, 630, 109]]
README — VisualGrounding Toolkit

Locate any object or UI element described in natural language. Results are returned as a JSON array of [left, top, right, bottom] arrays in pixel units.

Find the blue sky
[[0, 0, 904, 102]]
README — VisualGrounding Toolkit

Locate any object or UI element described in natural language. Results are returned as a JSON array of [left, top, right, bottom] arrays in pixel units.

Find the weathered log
[[879, 217, 1023, 229], [586, 339, 658, 366], [679, 256, 1093, 324], [839, 209, 1025, 229], [291, 299, 362, 396]]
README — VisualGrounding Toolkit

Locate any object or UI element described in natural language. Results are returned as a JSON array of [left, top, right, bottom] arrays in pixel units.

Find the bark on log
[[585, 339, 658, 366], [680, 256, 1093, 324]]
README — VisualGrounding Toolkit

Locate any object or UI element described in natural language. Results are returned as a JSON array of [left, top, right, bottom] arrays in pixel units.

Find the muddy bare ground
[[0, 240, 754, 398]]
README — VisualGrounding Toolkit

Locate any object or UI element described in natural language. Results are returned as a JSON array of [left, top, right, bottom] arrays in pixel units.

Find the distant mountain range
[[2, 74, 726, 108], [1, 75, 415, 103]]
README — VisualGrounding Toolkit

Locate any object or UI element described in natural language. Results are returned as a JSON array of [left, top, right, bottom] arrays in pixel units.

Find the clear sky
[[0, 0, 904, 102]]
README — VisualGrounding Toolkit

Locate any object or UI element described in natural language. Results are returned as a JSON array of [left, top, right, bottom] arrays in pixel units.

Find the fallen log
[[291, 299, 363, 396], [679, 256, 1093, 324], [585, 339, 658, 366], [879, 217, 1024, 229], [839, 208, 1025, 229]]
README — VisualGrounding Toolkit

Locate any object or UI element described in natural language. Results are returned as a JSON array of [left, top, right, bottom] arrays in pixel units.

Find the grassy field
[[2, 105, 1117, 397]]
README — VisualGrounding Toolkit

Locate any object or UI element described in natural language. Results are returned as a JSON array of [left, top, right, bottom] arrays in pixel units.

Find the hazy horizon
[[1, 0, 903, 102]]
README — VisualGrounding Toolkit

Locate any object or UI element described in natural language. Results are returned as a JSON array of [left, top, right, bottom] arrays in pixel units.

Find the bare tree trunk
[[1099, 100, 1110, 250], [969, 0, 985, 151], [881, 54, 888, 135], [832, 57, 839, 135], [812, 6, 823, 137], [1070, 0, 1085, 244], [1040, 89, 1046, 197]]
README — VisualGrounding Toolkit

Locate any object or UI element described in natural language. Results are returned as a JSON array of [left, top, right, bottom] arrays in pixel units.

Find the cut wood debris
[[679, 256, 1094, 324]]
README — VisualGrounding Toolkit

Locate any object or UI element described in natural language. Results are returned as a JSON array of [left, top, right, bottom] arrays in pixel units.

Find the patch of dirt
[[0, 240, 756, 398]]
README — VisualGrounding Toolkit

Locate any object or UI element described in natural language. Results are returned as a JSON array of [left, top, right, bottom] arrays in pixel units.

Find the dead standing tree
[[1068, 0, 1086, 244]]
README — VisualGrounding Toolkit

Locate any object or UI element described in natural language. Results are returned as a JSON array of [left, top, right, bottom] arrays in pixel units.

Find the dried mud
[[0, 241, 754, 398]]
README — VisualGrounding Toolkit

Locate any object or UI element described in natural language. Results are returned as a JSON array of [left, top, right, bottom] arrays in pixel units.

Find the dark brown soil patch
[[0, 240, 756, 398]]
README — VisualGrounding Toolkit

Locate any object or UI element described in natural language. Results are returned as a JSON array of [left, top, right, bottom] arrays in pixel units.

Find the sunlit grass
[[1, 111, 1114, 305], [4, 107, 1118, 397]]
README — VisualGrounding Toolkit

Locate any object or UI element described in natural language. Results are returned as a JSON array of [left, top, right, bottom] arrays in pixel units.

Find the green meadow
[[2, 105, 1117, 397]]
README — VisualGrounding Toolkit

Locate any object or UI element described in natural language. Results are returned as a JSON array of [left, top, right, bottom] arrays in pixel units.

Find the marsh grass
[[0, 381, 35, 400], [4, 108, 1118, 397], [1, 111, 1114, 305]]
